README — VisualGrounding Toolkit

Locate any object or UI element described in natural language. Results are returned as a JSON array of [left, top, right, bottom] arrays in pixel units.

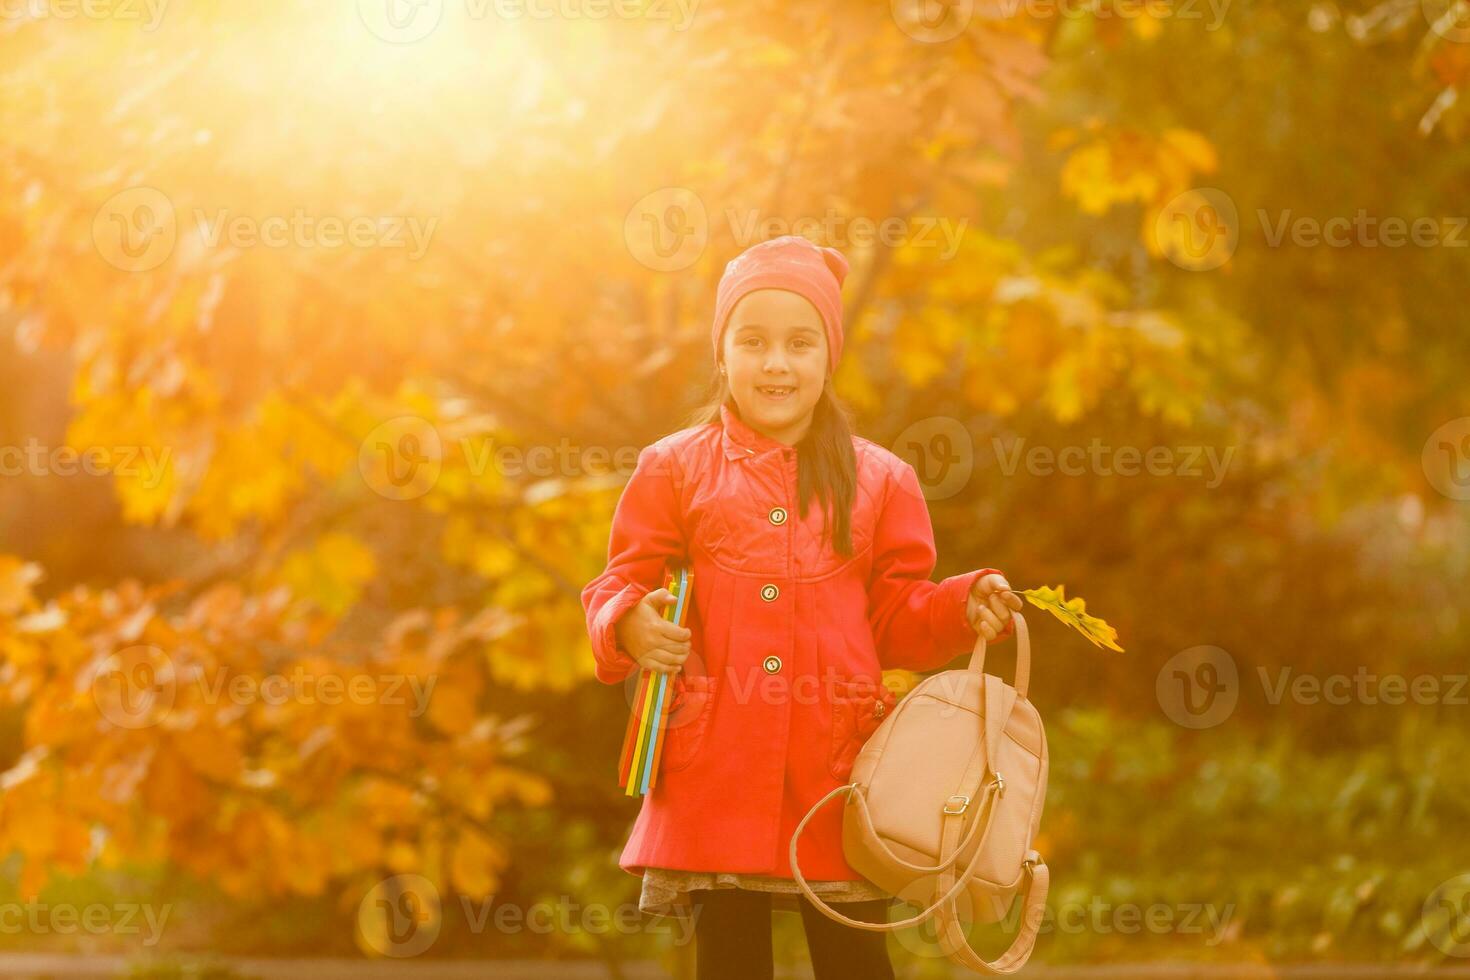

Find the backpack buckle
[[942, 794, 970, 815]]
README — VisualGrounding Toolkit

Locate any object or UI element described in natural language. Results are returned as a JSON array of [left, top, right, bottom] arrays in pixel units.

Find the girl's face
[[720, 288, 828, 445]]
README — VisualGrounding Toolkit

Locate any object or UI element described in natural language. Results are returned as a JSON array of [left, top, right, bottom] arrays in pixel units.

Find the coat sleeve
[[867, 460, 1013, 673], [581, 442, 689, 686]]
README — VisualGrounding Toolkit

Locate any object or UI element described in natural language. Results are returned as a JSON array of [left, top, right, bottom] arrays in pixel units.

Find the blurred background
[[1, 0, 1468, 976]]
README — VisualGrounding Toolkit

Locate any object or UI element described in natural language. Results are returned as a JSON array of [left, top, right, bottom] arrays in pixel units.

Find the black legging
[[689, 887, 896, 980]]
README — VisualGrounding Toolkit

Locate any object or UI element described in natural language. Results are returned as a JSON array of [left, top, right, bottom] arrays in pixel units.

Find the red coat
[[582, 402, 1013, 883]]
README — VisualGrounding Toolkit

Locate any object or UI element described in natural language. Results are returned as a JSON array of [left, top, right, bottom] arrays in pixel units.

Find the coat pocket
[[828, 678, 898, 781], [661, 673, 718, 773]]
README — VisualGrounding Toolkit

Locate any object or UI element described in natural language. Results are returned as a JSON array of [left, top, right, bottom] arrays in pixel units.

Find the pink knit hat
[[710, 236, 850, 374]]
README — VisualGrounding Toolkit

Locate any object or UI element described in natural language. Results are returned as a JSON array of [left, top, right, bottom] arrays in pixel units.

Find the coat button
[[760, 583, 779, 602], [768, 506, 787, 526], [763, 655, 782, 674], [874, 701, 886, 718]]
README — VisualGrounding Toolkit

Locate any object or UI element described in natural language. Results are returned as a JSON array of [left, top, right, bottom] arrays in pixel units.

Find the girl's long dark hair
[[683, 371, 858, 557]]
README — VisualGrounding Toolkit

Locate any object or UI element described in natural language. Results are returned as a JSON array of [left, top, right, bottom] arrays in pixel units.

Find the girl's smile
[[721, 288, 829, 445]]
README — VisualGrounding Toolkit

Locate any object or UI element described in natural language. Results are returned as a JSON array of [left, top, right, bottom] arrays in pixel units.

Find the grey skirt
[[639, 867, 891, 921]]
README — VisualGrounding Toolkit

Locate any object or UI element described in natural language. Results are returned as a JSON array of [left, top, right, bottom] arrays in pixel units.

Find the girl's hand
[[967, 572, 1022, 642], [614, 588, 692, 675]]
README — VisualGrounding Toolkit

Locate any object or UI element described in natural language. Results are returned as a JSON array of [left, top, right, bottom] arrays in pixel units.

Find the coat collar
[[720, 401, 796, 461]]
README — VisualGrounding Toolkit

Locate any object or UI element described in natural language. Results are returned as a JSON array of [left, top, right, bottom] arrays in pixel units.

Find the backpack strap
[[937, 852, 1049, 975], [789, 777, 1005, 931], [846, 777, 992, 876], [969, 612, 1031, 700]]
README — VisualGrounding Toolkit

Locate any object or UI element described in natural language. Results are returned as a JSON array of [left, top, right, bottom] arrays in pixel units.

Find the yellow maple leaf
[[1020, 585, 1124, 652]]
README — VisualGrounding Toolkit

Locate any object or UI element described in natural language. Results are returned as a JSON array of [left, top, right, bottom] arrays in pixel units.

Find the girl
[[581, 235, 1021, 980]]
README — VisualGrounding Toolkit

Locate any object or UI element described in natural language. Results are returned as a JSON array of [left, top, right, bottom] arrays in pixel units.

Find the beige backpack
[[790, 612, 1049, 975]]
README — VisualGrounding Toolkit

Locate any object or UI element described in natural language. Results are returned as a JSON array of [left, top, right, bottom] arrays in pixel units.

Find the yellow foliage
[[275, 532, 378, 615], [1021, 585, 1124, 652], [450, 828, 505, 899], [385, 839, 419, 873], [1059, 126, 1217, 223], [1131, 12, 1164, 39], [0, 557, 42, 616], [0, 571, 538, 905], [1061, 139, 1160, 215]]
